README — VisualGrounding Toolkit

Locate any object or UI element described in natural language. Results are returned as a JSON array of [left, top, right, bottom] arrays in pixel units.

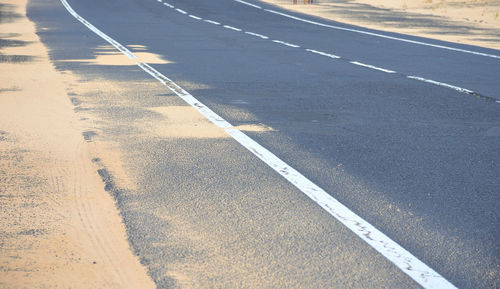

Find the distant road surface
[[28, 0, 500, 287]]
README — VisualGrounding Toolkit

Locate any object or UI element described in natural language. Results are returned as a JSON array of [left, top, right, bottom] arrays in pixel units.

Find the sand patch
[[144, 106, 229, 138], [64, 44, 171, 66], [142, 106, 275, 138], [0, 0, 155, 288]]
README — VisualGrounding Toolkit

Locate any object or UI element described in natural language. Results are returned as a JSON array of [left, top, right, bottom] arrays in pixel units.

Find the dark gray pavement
[[27, 0, 499, 287]]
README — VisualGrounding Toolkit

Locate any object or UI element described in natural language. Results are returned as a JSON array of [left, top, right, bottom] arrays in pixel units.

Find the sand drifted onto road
[[0, 0, 155, 287], [258, 0, 500, 50]]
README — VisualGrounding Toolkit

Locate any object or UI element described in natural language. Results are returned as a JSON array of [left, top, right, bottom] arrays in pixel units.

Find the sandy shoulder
[[0, 0, 155, 288], [257, 0, 500, 50]]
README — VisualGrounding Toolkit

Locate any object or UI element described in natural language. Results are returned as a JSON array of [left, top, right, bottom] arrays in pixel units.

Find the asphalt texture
[[27, 0, 499, 287]]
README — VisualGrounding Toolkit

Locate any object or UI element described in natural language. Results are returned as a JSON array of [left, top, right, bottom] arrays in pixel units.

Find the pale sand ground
[[258, 0, 500, 50], [0, 0, 155, 287]]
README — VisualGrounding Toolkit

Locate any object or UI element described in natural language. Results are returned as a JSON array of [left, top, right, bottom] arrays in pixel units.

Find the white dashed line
[[204, 19, 220, 25], [223, 25, 242, 32], [189, 15, 202, 20], [60, 1, 459, 288], [175, 8, 187, 14], [272, 40, 300, 48], [305, 49, 340, 59], [154, 0, 489, 100], [244, 31, 269, 39], [234, 0, 262, 9], [350, 61, 396, 73], [407, 76, 475, 94]]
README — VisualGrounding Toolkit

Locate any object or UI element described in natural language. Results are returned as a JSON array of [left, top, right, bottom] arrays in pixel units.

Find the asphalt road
[[28, 0, 499, 287]]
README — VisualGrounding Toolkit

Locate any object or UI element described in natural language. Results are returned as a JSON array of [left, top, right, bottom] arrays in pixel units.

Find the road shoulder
[[0, 0, 155, 287], [257, 0, 500, 50]]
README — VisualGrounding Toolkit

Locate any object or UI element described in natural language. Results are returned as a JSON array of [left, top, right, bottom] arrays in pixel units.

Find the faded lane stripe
[[350, 61, 396, 73], [234, 0, 262, 9], [223, 25, 242, 32], [272, 40, 300, 48], [245, 31, 269, 39], [305, 49, 340, 59]]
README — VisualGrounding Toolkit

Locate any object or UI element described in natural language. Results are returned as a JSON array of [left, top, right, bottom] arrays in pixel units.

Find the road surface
[[27, 0, 500, 287]]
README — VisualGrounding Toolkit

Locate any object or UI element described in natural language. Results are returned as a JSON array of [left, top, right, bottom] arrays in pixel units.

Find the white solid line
[[350, 61, 396, 73], [223, 25, 242, 32], [175, 8, 187, 14], [59, 1, 459, 288], [407, 76, 474, 94], [163, 2, 174, 8], [263, 9, 500, 59], [245, 31, 269, 39], [305, 49, 340, 59], [189, 15, 202, 20], [204, 19, 220, 25], [233, 0, 262, 9], [272, 40, 300, 48]]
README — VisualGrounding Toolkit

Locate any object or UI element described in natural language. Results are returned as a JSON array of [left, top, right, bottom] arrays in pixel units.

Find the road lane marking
[[272, 40, 300, 48], [204, 19, 220, 25], [244, 31, 269, 39], [223, 25, 242, 32], [244, 7, 500, 59], [305, 49, 340, 59], [407, 76, 475, 94], [59, 0, 459, 288], [163, 3, 174, 8], [350, 61, 397, 73], [189, 15, 202, 20], [157, 0, 491, 100], [234, 0, 262, 9], [175, 8, 187, 14]]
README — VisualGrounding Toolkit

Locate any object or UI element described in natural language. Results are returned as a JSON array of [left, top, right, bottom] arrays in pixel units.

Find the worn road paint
[[234, 0, 262, 9], [350, 61, 396, 73], [189, 15, 202, 20], [407, 76, 475, 94], [272, 40, 300, 48], [59, 0, 459, 288], [204, 19, 221, 25], [223, 25, 242, 32], [175, 8, 187, 14], [305, 49, 340, 59], [245, 31, 269, 39]]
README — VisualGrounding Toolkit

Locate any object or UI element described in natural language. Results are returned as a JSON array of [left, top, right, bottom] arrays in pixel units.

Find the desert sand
[[258, 0, 500, 50], [0, 0, 155, 287]]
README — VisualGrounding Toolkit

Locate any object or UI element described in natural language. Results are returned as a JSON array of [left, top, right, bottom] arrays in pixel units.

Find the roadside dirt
[[258, 0, 500, 50], [0, 0, 155, 288]]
